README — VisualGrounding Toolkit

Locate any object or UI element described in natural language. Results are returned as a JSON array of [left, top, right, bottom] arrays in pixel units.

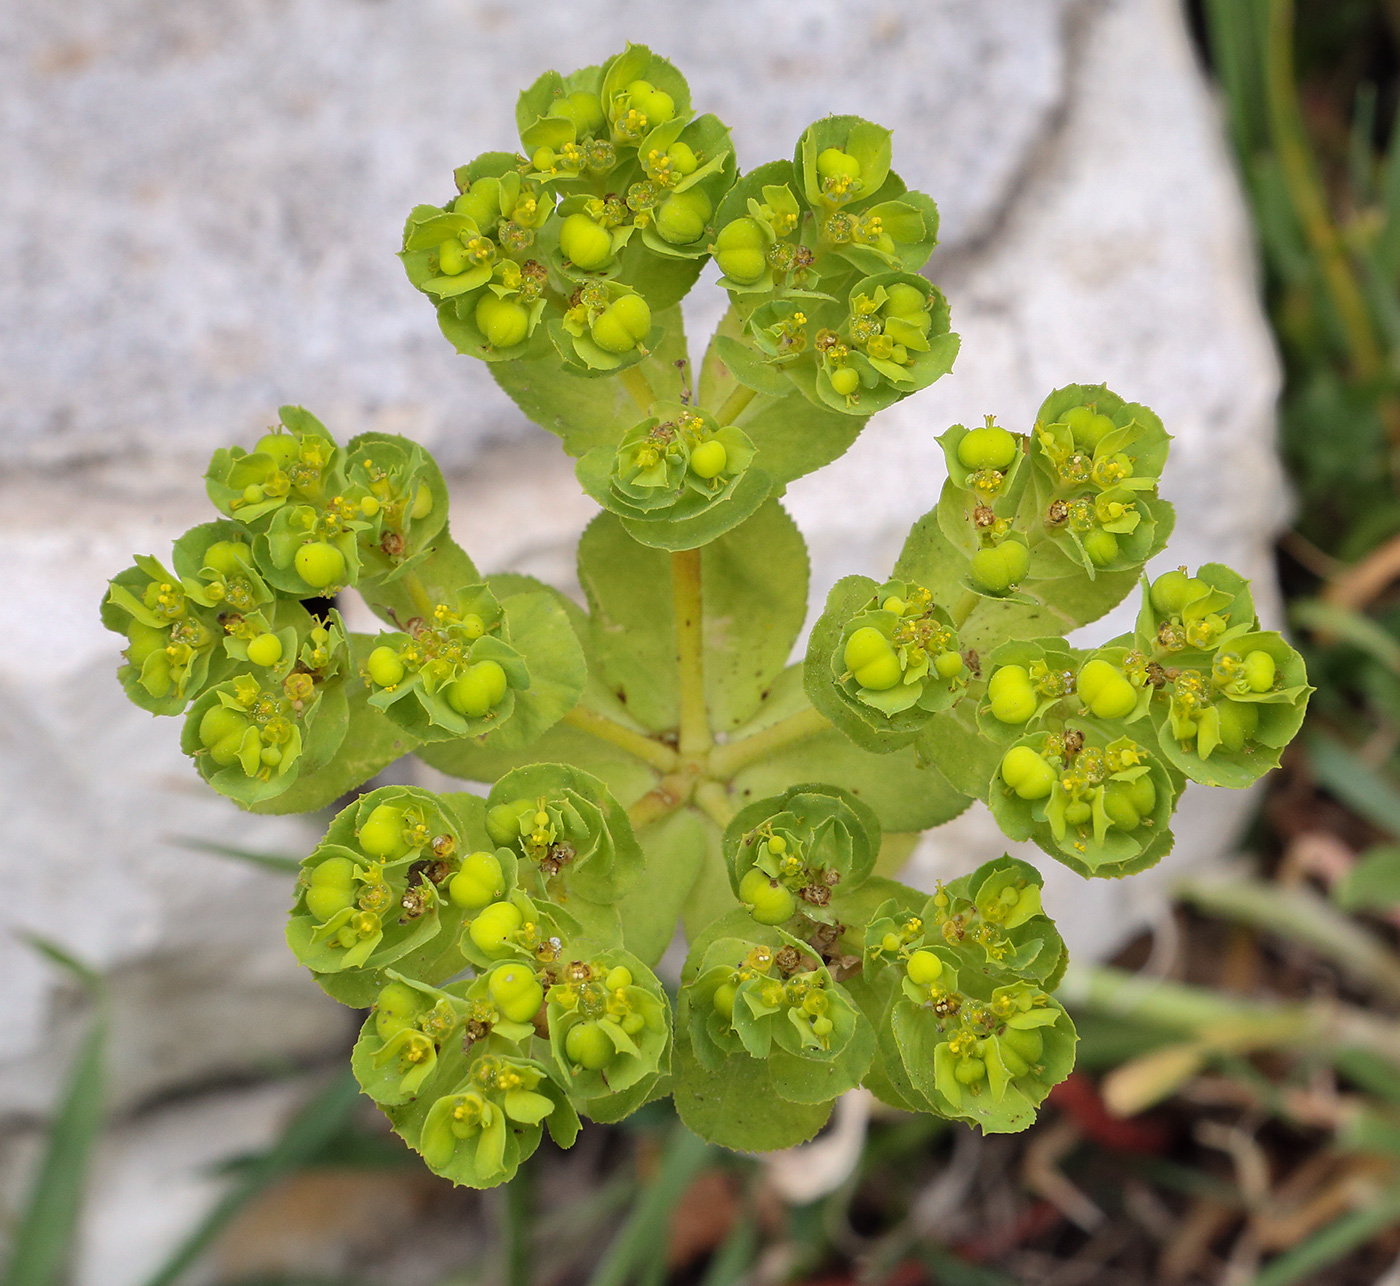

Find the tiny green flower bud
[[934, 650, 965, 679], [1216, 698, 1259, 751], [906, 950, 943, 985], [468, 900, 524, 957], [816, 147, 861, 183], [374, 981, 421, 1041], [305, 855, 356, 922], [475, 294, 530, 349], [446, 659, 509, 718], [954, 1056, 986, 1086], [988, 665, 1036, 724], [1149, 570, 1200, 617], [565, 1020, 613, 1070], [625, 79, 674, 125], [1065, 799, 1092, 825], [366, 645, 405, 688], [488, 963, 544, 1023], [448, 851, 505, 910], [957, 427, 1017, 471], [1243, 650, 1275, 692], [590, 294, 652, 353], [713, 217, 766, 284], [246, 633, 283, 668], [739, 867, 795, 925], [655, 188, 712, 245], [1077, 659, 1136, 720], [560, 211, 614, 270], [712, 981, 736, 1020], [243, 483, 266, 505], [605, 965, 633, 991], [359, 804, 411, 861], [689, 440, 727, 479], [294, 541, 346, 590], [1000, 746, 1055, 800], [970, 541, 1029, 593], [829, 367, 860, 397]]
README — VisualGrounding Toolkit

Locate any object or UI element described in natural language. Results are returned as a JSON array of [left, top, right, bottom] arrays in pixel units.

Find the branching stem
[[672, 549, 712, 757], [951, 589, 980, 629], [694, 780, 736, 829], [620, 365, 656, 415], [561, 706, 680, 773], [627, 773, 692, 832], [402, 571, 435, 621], [708, 704, 831, 779], [715, 383, 757, 426]]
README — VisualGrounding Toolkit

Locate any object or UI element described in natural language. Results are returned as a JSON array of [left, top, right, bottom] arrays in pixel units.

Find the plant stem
[[694, 780, 735, 829], [715, 383, 757, 426], [503, 1161, 532, 1286], [561, 706, 680, 773], [402, 570, 435, 620], [950, 589, 980, 629], [627, 773, 692, 832], [672, 548, 712, 757], [708, 705, 831, 779], [620, 365, 656, 415]]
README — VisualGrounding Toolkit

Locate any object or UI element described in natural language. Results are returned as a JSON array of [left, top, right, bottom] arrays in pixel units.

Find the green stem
[[620, 364, 656, 415], [708, 705, 831, 779], [1251, 1183, 1400, 1286], [672, 549, 712, 757], [627, 773, 692, 832], [402, 571, 435, 621], [1264, 0, 1381, 379], [950, 589, 980, 629], [715, 383, 758, 426], [562, 706, 680, 773], [503, 1161, 532, 1286], [694, 779, 735, 829]]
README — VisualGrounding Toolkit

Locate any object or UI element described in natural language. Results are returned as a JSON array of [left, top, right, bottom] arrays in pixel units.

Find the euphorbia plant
[[105, 44, 1310, 1183]]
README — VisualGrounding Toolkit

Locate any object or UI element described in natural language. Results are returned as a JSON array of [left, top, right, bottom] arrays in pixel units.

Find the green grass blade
[[586, 1126, 712, 1286], [1292, 598, 1400, 674], [1, 1016, 106, 1286], [1252, 1182, 1400, 1286], [697, 1213, 756, 1286], [1202, 0, 1271, 163], [1307, 733, 1400, 837], [140, 1071, 362, 1286], [170, 836, 303, 876]]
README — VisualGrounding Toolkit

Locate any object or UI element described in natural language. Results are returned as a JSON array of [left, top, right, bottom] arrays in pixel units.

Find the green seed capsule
[[690, 440, 727, 479], [883, 282, 926, 318], [1077, 658, 1136, 720], [1149, 570, 1200, 617], [713, 217, 766, 284], [1065, 799, 1092, 825], [954, 1056, 986, 1086], [488, 963, 544, 1023], [957, 427, 1018, 471], [934, 650, 965, 679], [254, 434, 298, 467], [531, 145, 556, 171], [359, 804, 410, 860], [294, 541, 346, 590], [305, 856, 356, 922], [559, 212, 614, 270], [969, 542, 1029, 593], [469, 900, 524, 957], [591, 295, 652, 353], [1102, 781, 1142, 831], [625, 79, 674, 125], [475, 294, 530, 349], [374, 981, 421, 1041], [1000, 746, 1055, 800], [565, 1020, 613, 1070], [1216, 698, 1259, 751], [712, 981, 736, 1019], [199, 703, 247, 749], [1082, 529, 1119, 567], [448, 850, 505, 910], [1002, 1025, 1043, 1064], [366, 645, 405, 688], [816, 147, 861, 182], [209, 729, 250, 768], [1243, 650, 1275, 692], [843, 625, 892, 672], [126, 620, 168, 667], [906, 950, 943, 984], [437, 237, 467, 276], [411, 484, 434, 521], [549, 89, 604, 135], [854, 651, 903, 691], [654, 188, 711, 245], [665, 141, 698, 174], [605, 965, 633, 991], [739, 867, 795, 925], [486, 799, 533, 847], [988, 665, 1036, 724], [446, 659, 508, 718], [246, 633, 283, 668], [829, 366, 860, 397]]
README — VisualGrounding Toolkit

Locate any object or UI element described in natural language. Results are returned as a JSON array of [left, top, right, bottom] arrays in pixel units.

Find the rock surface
[[0, 0, 1284, 1278]]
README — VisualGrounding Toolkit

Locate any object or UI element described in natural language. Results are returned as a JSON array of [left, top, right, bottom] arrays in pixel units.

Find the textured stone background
[[0, 0, 1284, 1278]]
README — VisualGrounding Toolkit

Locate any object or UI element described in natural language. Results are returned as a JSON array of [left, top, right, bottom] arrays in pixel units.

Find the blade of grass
[[1251, 1181, 1400, 1286], [2, 940, 106, 1286], [1307, 733, 1400, 837], [1292, 598, 1400, 674], [1203, 0, 1271, 163], [171, 836, 302, 876], [586, 1125, 712, 1286], [697, 1213, 757, 1286], [140, 1070, 362, 1286]]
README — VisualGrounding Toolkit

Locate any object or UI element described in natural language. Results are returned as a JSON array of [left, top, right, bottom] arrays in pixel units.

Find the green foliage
[[103, 39, 1307, 1182]]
